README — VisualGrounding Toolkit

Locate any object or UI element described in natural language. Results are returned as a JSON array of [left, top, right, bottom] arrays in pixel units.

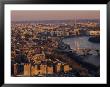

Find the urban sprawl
[[11, 19, 100, 77]]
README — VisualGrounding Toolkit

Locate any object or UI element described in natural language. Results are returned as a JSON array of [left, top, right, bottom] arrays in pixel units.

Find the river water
[[62, 36, 100, 67], [62, 36, 100, 50]]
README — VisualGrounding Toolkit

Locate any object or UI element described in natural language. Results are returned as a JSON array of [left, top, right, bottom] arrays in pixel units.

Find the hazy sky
[[11, 10, 100, 21]]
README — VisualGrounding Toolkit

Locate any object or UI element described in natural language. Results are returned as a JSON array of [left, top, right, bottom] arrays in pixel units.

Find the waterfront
[[62, 36, 100, 67]]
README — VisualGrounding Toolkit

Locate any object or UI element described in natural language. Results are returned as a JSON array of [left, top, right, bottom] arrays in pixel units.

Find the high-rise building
[[74, 18, 80, 35]]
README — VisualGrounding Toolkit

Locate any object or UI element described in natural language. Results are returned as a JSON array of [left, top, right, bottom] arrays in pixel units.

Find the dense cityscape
[[11, 19, 100, 77]]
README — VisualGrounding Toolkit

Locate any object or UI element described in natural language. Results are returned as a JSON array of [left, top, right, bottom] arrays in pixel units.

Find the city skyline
[[11, 10, 100, 21]]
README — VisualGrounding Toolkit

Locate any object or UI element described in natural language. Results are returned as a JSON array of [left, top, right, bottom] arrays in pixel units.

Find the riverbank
[[57, 51, 99, 76], [88, 36, 100, 43], [57, 36, 100, 76]]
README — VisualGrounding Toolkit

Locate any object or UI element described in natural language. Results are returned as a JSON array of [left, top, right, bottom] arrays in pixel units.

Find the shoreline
[[55, 36, 100, 75]]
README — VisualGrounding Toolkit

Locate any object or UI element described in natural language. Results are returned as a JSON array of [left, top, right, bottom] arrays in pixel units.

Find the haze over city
[[11, 10, 100, 21], [11, 10, 100, 77]]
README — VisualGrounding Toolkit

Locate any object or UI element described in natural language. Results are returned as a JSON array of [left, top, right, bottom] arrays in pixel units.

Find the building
[[64, 64, 70, 73], [24, 64, 31, 76], [74, 29, 80, 35], [14, 63, 18, 76], [40, 64, 47, 75], [88, 30, 100, 36], [31, 66, 36, 76], [56, 63, 62, 73], [32, 51, 45, 63], [47, 66, 53, 74]]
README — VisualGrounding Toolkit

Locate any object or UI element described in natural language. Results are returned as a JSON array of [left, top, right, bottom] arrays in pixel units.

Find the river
[[62, 36, 100, 67], [62, 36, 100, 50]]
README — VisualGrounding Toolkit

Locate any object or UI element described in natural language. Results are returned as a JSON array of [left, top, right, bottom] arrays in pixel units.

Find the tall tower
[[74, 17, 77, 29], [74, 17, 80, 35]]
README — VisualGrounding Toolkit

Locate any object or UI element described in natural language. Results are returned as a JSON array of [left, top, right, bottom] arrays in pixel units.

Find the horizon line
[[11, 18, 100, 22]]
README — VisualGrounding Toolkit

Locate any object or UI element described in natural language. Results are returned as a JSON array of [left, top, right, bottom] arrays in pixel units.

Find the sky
[[11, 10, 100, 21]]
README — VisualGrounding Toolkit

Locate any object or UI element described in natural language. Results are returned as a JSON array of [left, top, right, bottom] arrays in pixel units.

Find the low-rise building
[[47, 66, 53, 74], [24, 64, 31, 76], [64, 64, 70, 73], [88, 30, 100, 36]]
